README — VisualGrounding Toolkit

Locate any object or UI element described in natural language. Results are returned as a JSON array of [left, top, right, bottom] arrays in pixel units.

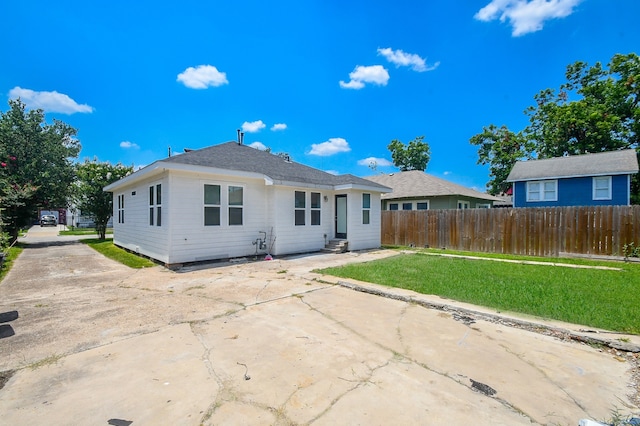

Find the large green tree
[[469, 125, 533, 195], [0, 99, 81, 239], [470, 53, 640, 200], [387, 136, 431, 171], [74, 159, 132, 240]]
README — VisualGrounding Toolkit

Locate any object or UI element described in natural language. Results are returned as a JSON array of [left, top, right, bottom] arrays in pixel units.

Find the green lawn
[[317, 250, 640, 334], [81, 238, 156, 268], [0, 244, 24, 282]]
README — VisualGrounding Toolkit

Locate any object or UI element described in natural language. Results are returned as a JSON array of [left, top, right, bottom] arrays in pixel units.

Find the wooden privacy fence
[[381, 205, 640, 257]]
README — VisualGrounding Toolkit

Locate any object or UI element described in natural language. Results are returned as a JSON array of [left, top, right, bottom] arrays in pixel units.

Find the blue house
[[506, 150, 639, 208]]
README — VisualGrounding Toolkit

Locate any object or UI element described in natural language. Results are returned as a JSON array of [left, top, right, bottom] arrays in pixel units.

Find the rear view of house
[[507, 150, 639, 207], [103, 141, 390, 267]]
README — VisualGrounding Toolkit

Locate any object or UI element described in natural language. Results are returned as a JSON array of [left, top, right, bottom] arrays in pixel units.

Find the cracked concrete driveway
[[0, 226, 638, 425]]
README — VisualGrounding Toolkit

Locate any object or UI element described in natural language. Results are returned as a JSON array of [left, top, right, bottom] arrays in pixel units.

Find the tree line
[[469, 52, 639, 201], [0, 99, 131, 245]]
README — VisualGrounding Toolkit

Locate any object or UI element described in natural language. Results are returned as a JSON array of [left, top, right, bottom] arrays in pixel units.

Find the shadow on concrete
[[0, 310, 19, 323], [108, 419, 133, 426], [21, 240, 84, 249], [0, 325, 15, 339]]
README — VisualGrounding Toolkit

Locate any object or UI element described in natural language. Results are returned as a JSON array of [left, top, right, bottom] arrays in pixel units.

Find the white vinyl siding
[[526, 180, 557, 202], [593, 176, 612, 200]]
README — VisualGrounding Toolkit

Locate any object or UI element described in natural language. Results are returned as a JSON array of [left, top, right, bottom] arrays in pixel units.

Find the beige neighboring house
[[365, 170, 502, 210]]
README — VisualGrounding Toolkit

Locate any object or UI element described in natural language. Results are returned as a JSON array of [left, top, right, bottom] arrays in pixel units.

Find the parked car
[[40, 215, 57, 227]]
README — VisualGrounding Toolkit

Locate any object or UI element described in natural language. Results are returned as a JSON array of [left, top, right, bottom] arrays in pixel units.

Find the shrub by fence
[[381, 205, 640, 257]]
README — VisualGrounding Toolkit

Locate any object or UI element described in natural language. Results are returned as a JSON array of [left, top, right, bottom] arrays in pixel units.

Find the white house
[[103, 141, 391, 267]]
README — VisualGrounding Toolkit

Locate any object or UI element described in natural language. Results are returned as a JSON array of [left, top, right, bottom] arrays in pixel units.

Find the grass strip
[[0, 244, 24, 282], [81, 238, 156, 269], [317, 251, 640, 334]]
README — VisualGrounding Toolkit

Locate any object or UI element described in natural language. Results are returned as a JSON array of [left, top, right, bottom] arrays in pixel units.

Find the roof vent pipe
[[240, 132, 244, 145], [237, 129, 241, 145]]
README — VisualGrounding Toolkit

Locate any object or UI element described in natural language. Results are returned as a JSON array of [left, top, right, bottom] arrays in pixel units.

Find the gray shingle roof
[[150, 142, 389, 190], [364, 170, 501, 201], [506, 149, 639, 182]]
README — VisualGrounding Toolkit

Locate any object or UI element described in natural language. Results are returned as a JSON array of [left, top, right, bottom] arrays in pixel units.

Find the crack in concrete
[[308, 358, 392, 424], [300, 294, 542, 424], [499, 342, 595, 419]]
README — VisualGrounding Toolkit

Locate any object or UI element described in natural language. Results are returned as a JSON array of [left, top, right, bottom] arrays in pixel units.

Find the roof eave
[[506, 169, 638, 182]]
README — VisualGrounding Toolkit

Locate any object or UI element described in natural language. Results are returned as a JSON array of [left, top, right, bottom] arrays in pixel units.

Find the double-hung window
[[149, 184, 162, 226], [117, 194, 125, 223], [362, 193, 371, 225], [311, 192, 321, 225], [389, 203, 398, 211], [204, 184, 221, 226], [295, 191, 305, 226], [526, 180, 557, 202], [228, 186, 243, 225], [593, 176, 612, 200], [416, 201, 429, 210]]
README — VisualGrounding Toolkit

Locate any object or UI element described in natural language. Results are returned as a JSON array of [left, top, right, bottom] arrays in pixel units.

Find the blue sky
[[2, 0, 638, 191]]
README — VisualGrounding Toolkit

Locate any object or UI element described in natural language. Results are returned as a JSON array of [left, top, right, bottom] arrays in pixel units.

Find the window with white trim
[[526, 180, 557, 202], [311, 192, 321, 225], [149, 184, 162, 226], [117, 194, 125, 223], [204, 184, 221, 226], [389, 203, 398, 211], [228, 186, 243, 225], [477, 203, 491, 209], [295, 191, 305, 226], [593, 176, 612, 200], [362, 193, 371, 225], [416, 201, 429, 210], [402, 202, 412, 210], [457, 200, 470, 209]]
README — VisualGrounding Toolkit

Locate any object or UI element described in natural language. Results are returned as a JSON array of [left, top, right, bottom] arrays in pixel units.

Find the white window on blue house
[[526, 180, 557, 202], [593, 176, 612, 200]]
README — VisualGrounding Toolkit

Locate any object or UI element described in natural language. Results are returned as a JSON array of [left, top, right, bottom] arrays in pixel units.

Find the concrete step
[[322, 239, 348, 253]]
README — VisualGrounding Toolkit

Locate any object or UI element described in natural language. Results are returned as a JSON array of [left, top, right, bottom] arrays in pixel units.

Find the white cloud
[[120, 141, 139, 149], [271, 123, 287, 131], [443, 171, 452, 175], [9, 87, 93, 114], [242, 120, 266, 133], [309, 138, 351, 156], [475, 0, 582, 36], [357, 157, 393, 167], [177, 65, 228, 89], [249, 141, 267, 150], [339, 65, 389, 89], [377, 48, 440, 72]]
